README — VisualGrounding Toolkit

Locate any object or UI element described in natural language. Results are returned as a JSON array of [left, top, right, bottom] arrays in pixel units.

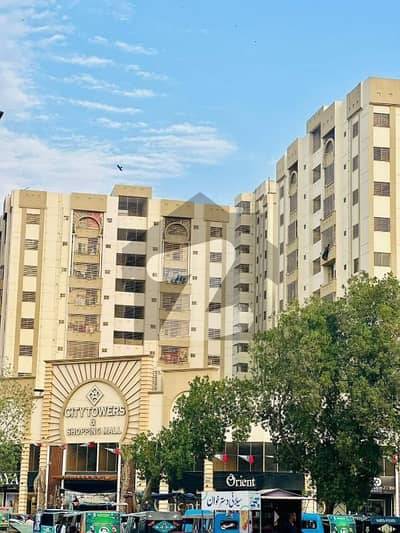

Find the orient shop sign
[[201, 491, 261, 511], [62, 382, 128, 443], [213, 472, 304, 492]]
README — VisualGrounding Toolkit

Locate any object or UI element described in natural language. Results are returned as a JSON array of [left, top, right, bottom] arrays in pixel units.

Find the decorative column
[[203, 458, 214, 490], [158, 480, 169, 511], [17, 442, 31, 513]]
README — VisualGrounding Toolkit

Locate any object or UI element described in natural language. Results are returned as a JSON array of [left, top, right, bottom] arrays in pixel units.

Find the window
[[239, 283, 249, 292], [237, 245, 250, 254], [73, 263, 99, 280], [117, 228, 146, 241], [114, 305, 144, 319], [374, 217, 390, 232], [19, 345, 33, 356], [313, 195, 321, 213], [352, 189, 359, 205], [115, 279, 145, 293], [374, 252, 391, 267], [354, 258, 360, 273], [160, 320, 189, 337], [210, 252, 222, 263], [238, 264, 249, 273], [114, 331, 144, 344], [208, 328, 221, 339], [238, 303, 249, 312], [287, 250, 298, 274], [160, 293, 190, 311], [279, 270, 284, 283], [279, 242, 284, 255], [160, 346, 188, 364], [287, 280, 298, 304], [25, 239, 39, 250], [118, 196, 147, 216], [312, 165, 321, 183], [237, 225, 250, 234], [67, 341, 98, 359], [353, 224, 359, 239], [352, 122, 359, 138], [373, 113, 390, 128], [374, 147, 390, 161], [23, 265, 38, 277], [21, 318, 34, 329], [312, 126, 321, 152], [352, 155, 359, 171], [313, 226, 321, 244], [323, 195, 335, 218], [289, 193, 297, 212], [280, 214, 284, 226], [22, 291, 36, 302], [26, 213, 40, 224], [208, 302, 221, 313], [116, 253, 146, 267], [210, 277, 222, 288], [279, 185, 284, 198], [374, 181, 390, 196], [210, 226, 223, 238], [313, 258, 321, 275], [287, 221, 297, 244], [322, 226, 335, 248], [324, 163, 334, 187]]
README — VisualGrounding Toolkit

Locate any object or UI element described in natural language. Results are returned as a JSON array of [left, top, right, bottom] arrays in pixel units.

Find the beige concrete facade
[[0, 186, 235, 511]]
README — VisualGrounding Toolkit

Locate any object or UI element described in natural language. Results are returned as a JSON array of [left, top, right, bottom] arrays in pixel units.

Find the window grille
[[25, 239, 39, 250], [160, 320, 189, 337]]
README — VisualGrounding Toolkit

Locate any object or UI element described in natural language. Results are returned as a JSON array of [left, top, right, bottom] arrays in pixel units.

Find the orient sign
[[62, 381, 128, 443]]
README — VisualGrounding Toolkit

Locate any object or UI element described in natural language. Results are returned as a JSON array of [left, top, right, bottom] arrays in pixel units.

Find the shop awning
[[258, 488, 306, 500]]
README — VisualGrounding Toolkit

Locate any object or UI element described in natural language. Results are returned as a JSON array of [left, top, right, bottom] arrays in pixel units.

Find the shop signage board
[[201, 491, 261, 511], [84, 512, 121, 533], [62, 382, 128, 443]]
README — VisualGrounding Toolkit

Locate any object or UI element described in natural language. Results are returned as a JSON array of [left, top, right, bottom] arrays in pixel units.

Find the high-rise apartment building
[[275, 77, 400, 307], [237, 78, 400, 323], [0, 185, 235, 511], [232, 181, 277, 375]]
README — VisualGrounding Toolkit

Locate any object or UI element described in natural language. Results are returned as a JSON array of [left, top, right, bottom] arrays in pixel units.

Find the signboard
[[213, 472, 304, 492], [62, 382, 128, 443], [201, 491, 260, 511], [84, 512, 120, 533]]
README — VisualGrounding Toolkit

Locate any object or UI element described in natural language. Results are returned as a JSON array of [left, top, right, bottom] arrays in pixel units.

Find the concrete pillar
[[203, 459, 214, 490], [17, 442, 30, 513], [158, 480, 169, 511]]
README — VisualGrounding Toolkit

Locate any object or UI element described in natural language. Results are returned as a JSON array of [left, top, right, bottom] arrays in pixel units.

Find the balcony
[[321, 244, 336, 266], [320, 279, 337, 299], [320, 211, 336, 232]]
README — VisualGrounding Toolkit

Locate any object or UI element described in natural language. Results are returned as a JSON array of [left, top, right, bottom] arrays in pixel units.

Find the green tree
[[251, 274, 400, 512], [129, 376, 253, 508], [0, 377, 33, 473]]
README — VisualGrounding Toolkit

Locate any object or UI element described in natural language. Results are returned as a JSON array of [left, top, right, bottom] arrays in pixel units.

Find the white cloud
[[54, 96, 141, 115], [37, 33, 66, 47], [126, 64, 168, 81], [115, 41, 157, 56], [90, 35, 157, 55], [0, 121, 236, 199], [96, 117, 148, 130], [127, 122, 236, 165], [59, 74, 156, 98], [52, 54, 113, 66]]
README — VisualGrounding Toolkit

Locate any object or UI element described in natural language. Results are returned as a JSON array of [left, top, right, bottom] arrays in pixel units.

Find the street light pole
[[395, 459, 399, 516]]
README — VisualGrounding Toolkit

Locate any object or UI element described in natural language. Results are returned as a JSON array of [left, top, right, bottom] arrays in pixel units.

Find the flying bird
[[116, 164, 123, 172]]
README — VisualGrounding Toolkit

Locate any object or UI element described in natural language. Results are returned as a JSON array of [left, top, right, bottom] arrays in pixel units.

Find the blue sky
[[1, 0, 400, 205]]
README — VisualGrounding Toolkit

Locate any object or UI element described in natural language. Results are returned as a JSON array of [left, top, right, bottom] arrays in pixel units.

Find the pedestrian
[[281, 512, 297, 533]]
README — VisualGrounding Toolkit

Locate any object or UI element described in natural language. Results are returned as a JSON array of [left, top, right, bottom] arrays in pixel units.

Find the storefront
[[19, 356, 153, 513]]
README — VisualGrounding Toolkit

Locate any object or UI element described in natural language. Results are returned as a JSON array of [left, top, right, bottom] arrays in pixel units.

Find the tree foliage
[[129, 376, 253, 507], [251, 274, 400, 511], [0, 377, 33, 473]]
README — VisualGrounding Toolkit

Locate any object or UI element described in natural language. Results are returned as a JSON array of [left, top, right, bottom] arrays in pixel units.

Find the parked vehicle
[[301, 513, 323, 533], [124, 512, 182, 533]]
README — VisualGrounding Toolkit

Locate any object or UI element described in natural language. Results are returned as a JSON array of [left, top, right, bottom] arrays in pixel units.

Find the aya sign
[[201, 491, 261, 511]]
